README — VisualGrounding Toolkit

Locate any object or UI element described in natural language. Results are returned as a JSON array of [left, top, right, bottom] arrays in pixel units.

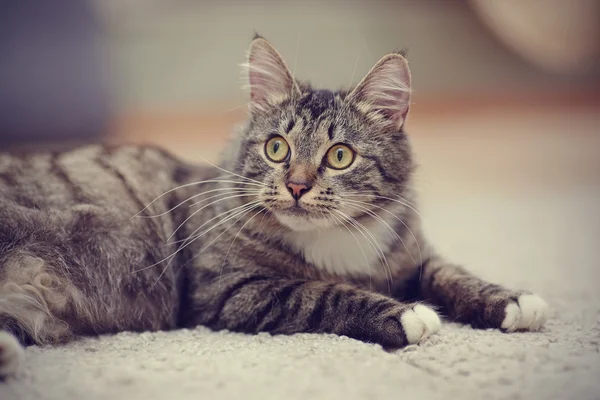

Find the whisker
[[343, 200, 422, 264], [187, 189, 261, 208], [167, 193, 260, 241], [344, 192, 422, 218], [225, 102, 251, 113], [346, 54, 360, 92], [326, 210, 373, 288], [140, 187, 261, 219], [132, 201, 261, 275], [342, 198, 423, 273], [196, 157, 268, 187], [180, 203, 262, 277], [169, 198, 261, 245], [218, 207, 265, 285], [132, 177, 265, 219], [152, 204, 263, 289], [333, 209, 393, 290]]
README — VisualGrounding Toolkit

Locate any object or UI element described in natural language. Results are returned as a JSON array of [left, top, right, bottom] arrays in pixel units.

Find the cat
[[0, 35, 549, 377]]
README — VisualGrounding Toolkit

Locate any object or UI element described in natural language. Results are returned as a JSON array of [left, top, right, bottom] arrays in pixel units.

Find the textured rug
[[1, 178, 599, 400]]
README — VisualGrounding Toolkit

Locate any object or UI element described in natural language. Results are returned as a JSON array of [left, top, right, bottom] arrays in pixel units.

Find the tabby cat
[[0, 36, 548, 377]]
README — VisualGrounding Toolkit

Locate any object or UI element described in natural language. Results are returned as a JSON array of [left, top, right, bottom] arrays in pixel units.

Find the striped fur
[[0, 37, 548, 371]]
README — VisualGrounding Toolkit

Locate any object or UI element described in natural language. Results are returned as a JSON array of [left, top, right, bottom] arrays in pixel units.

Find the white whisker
[[341, 200, 419, 267], [333, 209, 393, 290], [181, 203, 263, 276], [218, 207, 265, 285], [196, 157, 268, 187], [342, 197, 423, 273], [132, 200, 261, 275], [132, 177, 265, 219], [326, 210, 373, 288], [167, 193, 260, 241], [344, 192, 421, 218], [140, 187, 261, 219]]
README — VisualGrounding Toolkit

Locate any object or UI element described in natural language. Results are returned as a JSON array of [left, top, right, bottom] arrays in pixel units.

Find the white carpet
[[1, 184, 599, 400]]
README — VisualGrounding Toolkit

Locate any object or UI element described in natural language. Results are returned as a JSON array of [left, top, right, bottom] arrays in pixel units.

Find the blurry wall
[[94, 0, 600, 112], [1, 0, 598, 148], [0, 0, 111, 146]]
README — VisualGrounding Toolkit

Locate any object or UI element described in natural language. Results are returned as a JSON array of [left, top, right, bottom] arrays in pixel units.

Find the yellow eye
[[326, 144, 355, 170], [265, 136, 290, 163]]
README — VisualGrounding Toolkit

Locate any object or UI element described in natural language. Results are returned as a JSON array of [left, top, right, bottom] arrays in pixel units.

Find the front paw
[[371, 304, 442, 348], [501, 294, 549, 332], [400, 304, 442, 343]]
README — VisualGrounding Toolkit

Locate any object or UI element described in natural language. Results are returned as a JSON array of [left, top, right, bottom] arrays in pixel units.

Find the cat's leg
[[418, 257, 549, 331], [0, 331, 24, 378], [183, 269, 441, 348]]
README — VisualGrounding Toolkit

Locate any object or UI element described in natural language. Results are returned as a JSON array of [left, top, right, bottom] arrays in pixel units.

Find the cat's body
[[0, 37, 548, 376]]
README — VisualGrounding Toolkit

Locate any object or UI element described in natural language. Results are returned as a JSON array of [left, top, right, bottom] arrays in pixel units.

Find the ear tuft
[[246, 37, 298, 112], [348, 53, 412, 129]]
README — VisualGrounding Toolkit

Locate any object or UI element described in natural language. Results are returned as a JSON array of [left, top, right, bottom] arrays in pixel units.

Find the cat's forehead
[[281, 90, 347, 154], [296, 89, 337, 119], [282, 89, 349, 135]]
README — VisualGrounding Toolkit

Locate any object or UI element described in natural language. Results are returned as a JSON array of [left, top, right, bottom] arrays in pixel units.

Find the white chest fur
[[282, 218, 396, 276]]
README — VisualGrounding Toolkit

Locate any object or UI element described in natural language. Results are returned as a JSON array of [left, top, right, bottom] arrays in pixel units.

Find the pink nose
[[286, 182, 311, 200]]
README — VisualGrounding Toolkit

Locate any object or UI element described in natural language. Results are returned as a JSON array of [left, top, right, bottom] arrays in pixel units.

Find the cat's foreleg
[[417, 257, 549, 331], [184, 269, 441, 348]]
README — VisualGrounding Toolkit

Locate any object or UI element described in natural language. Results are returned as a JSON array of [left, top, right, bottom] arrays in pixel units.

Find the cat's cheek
[[501, 294, 549, 332]]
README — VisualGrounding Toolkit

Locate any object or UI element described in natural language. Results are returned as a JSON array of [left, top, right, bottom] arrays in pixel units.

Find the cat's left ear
[[245, 36, 300, 113], [348, 52, 412, 130]]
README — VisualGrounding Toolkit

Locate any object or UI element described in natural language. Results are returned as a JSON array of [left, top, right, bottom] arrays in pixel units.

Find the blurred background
[[1, 0, 599, 190], [1, 0, 600, 300]]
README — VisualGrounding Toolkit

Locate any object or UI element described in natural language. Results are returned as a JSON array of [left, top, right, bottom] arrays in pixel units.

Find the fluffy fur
[[0, 37, 548, 377]]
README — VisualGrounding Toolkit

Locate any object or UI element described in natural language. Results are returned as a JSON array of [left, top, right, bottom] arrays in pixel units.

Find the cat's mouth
[[273, 206, 333, 231], [278, 207, 310, 217]]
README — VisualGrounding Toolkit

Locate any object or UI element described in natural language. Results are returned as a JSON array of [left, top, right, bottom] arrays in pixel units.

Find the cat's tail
[[0, 252, 76, 346]]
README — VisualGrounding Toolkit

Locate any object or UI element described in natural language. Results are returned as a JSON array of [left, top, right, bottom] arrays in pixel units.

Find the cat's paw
[[365, 302, 442, 348], [501, 294, 549, 332], [0, 331, 24, 378], [400, 304, 442, 344]]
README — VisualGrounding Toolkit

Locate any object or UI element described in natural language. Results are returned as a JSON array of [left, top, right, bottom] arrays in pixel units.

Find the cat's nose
[[286, 181, 311, 200]]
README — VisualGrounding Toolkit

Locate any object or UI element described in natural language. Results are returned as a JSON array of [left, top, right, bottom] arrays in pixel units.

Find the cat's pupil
[[336, 149, 343, 161], [273, 142, 280, 153]]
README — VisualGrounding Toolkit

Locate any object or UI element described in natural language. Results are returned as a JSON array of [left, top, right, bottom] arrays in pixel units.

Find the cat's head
[[235, 36, 415, 232]]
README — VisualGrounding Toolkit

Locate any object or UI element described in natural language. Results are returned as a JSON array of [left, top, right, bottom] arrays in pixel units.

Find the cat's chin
[[274, 211, 334, 232]]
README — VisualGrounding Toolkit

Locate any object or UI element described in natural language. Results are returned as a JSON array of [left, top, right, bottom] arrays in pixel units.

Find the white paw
[[400, 304, 442, 344], [0, 331, 25, 377], [501, 294, 549, 332]]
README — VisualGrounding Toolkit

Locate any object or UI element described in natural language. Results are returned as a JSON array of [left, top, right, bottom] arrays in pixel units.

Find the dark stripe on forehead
[[299, 89, 335, 119], [285, 119, 295, 133], [327, 123, 335, 140]]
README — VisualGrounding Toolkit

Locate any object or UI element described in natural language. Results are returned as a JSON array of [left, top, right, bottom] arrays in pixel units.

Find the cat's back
[[0, 144, 179, 213], [0, 143, 185, 269]]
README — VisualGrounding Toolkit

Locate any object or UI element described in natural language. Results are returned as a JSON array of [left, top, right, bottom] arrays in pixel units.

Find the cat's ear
[[245, 36, 299, 112], [348, 52, 412, 130]]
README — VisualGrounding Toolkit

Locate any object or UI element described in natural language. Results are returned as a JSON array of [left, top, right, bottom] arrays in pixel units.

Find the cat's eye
[[326, 144, 355, 170], [265, 136, 290, 163]]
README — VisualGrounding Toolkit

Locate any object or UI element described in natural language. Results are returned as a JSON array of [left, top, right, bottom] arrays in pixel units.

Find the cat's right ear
[[245, 36, 299, 113]]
